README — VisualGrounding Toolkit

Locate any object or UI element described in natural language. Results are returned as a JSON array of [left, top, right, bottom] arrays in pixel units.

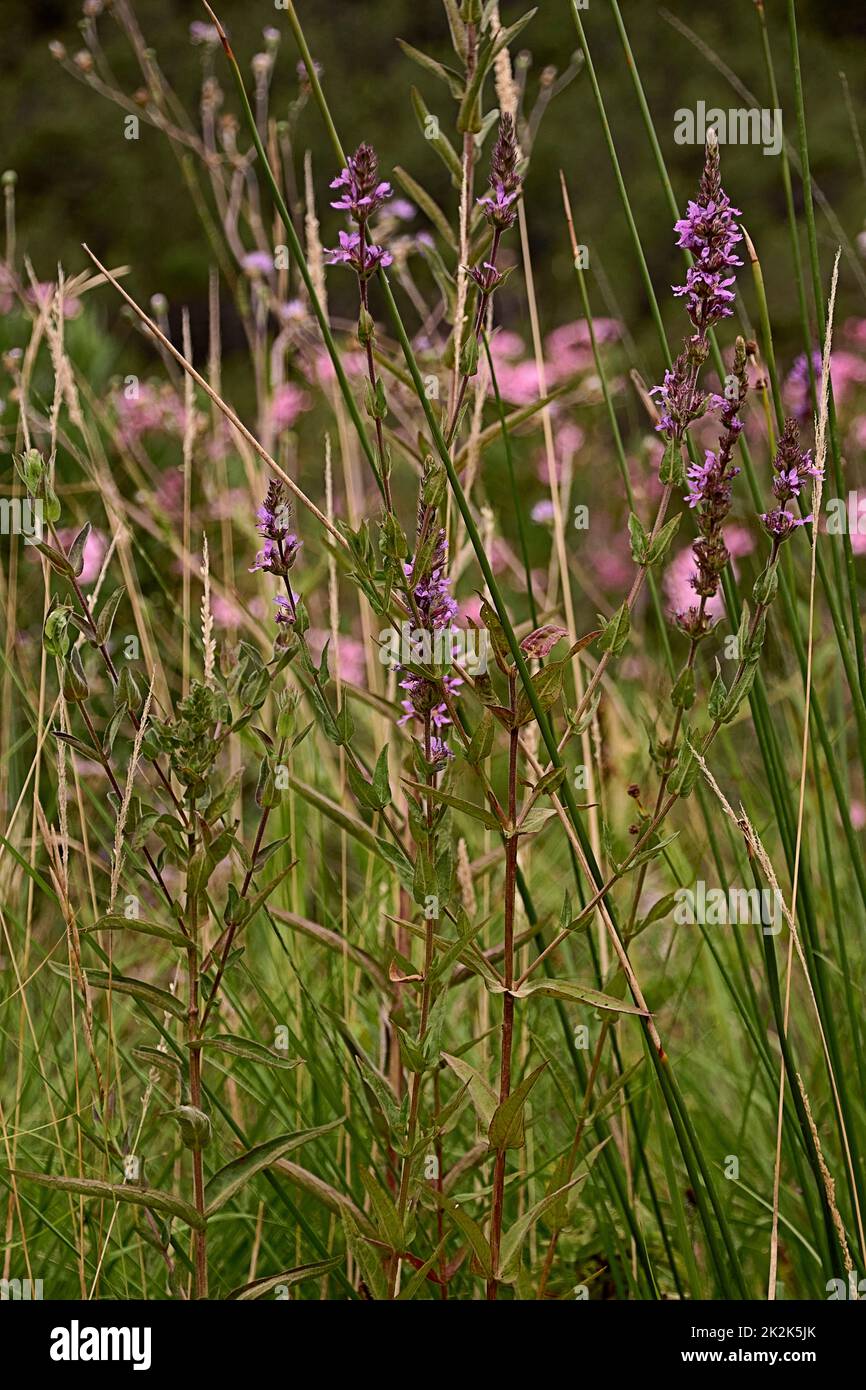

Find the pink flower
[[268, 383, 311, 432], [56, 526, 107, 585], [306, 629, 367, 685], [531, 499, 555, 524], [25, 281, 82, 319], [114, 382, 187, 446]]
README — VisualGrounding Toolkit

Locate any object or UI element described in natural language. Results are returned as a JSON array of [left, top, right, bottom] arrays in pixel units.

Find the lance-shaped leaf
[[205, 1118, 344, 1217], [597, 600, 630, 657], [410, 87, 462, 182], [502, 978, 648, 1016], [47, 961, 186, 1019], [192, 1034, 303, 1071], [83, 914, 189, 949], [488, 1061, 547, 1151], [401, 778, 501, 830], [13, 1170, 205, 1230], [426, 1188, 492, 1278], [227, 1257, 342, 1301], [457, 9, 538, 131], [442, 1052, 497, 1130]]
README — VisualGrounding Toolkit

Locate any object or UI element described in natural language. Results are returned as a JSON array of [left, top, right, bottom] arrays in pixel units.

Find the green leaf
[[395, 39, 464, 98], [426, 1188, 492, 1278], [359, 1167, 404, 1251], [628, 511, 649, 564], [488, 1061, 547, 1151], [393, 166, 456, 249], [46, 961, 186, 1019], [194, 1034, 303, 1071], [205, 1119, 343, 1216], [341, 1209, 388, 1301], [457, 9, 538, 131], [497, 1177, 582, 1282], [13, 1170, 205, 1230], [410, 87, 462, 182], [645, 511, 682, 565], [67, 522, 91, 578], [402, 778, 500, 829], [227, 1257, 341, 1300], [396, 1238, 448, 1300], [83, 914, 188, 949], [597, 601, 630, 657], [506, 978, 648, 1016], [96, 586, 125, 646], [166, 1105, 211, 1152], [670, 665, 696, 710], [442, 1052, 497, 1129]]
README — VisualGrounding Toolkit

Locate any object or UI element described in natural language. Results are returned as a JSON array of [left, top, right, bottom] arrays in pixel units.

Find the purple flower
[[403, 529, 458, 631], [478, 115, 521, 232], [274, 593, 299, 624], [784, 350, 821, 423], [250, 480, 301, 576], [761, 508, 811, 539], [242, 250, 274, 277], [324, 229, 392, 280], [761, 417, 821, 544], [468, 261, 505, 294], [671, 141, 743, 331], [330, 143, 392, 221]]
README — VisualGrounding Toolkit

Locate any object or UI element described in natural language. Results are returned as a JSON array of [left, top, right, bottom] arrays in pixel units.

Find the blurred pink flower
[[268, 382, 311, 431], [56, 526, 107, 584], [307, 628, 367, 685], [115, 382, 187, 446], [211, 593, 244, 627], [663, 525, 754, 619], [850, 799, 866, 831], [25, 281, 82, 319], [531, 499, 555, 524], [534, 421, 585, 482]]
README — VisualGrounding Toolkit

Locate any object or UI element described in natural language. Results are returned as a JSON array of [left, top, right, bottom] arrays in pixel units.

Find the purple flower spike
[[329, 143, 392, 222], [671, 137, 743, 331], [250, 480, 301, 577], [761, 417, 821, 545], [324, 229, 393, 279], [478, 115, 521, 231]]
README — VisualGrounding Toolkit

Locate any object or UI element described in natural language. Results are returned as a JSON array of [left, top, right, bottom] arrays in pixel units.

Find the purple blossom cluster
[[761, 417, 822, 540], [398, 672, 462, 764], [675, 340, 749, 637], [652, 136, 742, 449], [250, 479, 301, 582], [403, 528, 458, 631], [399, 527, 460, 765], [477, 114, 521, 232], [672, 139, 743, 331], [325, 144, 392, 279]]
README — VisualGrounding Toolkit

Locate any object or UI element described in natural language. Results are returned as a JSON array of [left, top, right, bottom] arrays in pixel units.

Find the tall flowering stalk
[[571, 131, 743, 733], [325, 143, 394, 510], [446, 114, 522, 444], [652, 129, 743, 472]]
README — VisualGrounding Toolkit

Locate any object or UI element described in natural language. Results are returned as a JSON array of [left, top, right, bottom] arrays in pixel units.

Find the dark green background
[[3, 0, 865, 368]]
